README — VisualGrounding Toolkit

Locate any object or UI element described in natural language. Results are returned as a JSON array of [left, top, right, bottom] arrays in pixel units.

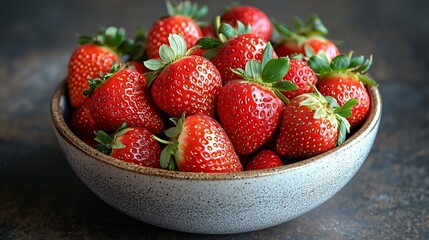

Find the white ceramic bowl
[[51, 80, 381, 234]]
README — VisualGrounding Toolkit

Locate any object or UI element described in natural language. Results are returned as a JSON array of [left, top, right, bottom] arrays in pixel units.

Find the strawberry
[[308, 53, 377, 129], [67, 27, 136, 108], [276, 87, 357, 160], [221, 5, 272, 41], [145, 0, 206, 59], [153, 114, 242, 173], [197, 21, 276, 84], [245, 149, 283, 171], [217, 44, 297, 156], [70, 99, 98, 137], [144, 34, 222, 118], [280, 57, 318, 101], [95, 123, 161, 168], [84, 63, 167, 134], [273, 14, 340, 61]]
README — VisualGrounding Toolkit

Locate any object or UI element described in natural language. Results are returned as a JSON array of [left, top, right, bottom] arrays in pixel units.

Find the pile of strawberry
[[67, 1, 377, 173]]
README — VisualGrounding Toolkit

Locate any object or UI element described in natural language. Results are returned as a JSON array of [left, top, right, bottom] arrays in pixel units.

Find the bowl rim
[[51, 79, 382, 181]]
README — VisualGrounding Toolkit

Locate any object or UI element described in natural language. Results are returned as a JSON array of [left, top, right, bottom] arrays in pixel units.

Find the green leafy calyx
[[230, 42, 297, 104], [83, 61, 122, 96], [166, 0, 208, 19], [196, 18, 251, 50], [274, 14, 328, 40], [144, 34, 196, 85], [78, 26, 139, 56], [95, 122, 130, 155], [151, 113, 186, 170], [300, 85, 357, 145], [308, 52, 378, 87]]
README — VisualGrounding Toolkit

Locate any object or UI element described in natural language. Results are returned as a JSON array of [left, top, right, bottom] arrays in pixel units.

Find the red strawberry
[[273, 15, 340, 61], [217, 44, 297, 156], [95, 123, 161, 168], [145, 0, 206, 59], [246, 149, 283, 171], [197, 22, 276, 85], [153, 114, 242, 173], [144, 34, 222, 118], [308, 53, 377, 129], [85, 63, 167, 134], [200, 24, 216, 38], [221, 5, 272, 41], [276, 88, 357, 160], [67, 27, 134, 108], [280, 58, 318, 100], [70, 99, 98, 137], [128, 61, 149, 75]]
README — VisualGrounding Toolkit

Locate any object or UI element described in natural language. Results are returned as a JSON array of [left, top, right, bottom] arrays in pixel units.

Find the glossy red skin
[[88, 68, 167, 134], [275, 36, 340, 61], [211, 33, 275, 84], [245, 149, 283, 171], [112, 127, 161, 168], [150, 55, 222, 118], [200, 24, 216, 38], [316, 73, 370, 129], [176, 114, 242, 173], [217, 80, 285, 156], [281, 59, 318, 101], [67, 44, 121, 108], [221, 5, 272, 41], [70, 99, 98, 137], [146, 15, 203, 59], [276, 95, 338, 160]]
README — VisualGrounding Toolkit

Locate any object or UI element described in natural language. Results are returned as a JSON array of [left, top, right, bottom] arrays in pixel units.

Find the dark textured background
[[1, 0, 428, 239]]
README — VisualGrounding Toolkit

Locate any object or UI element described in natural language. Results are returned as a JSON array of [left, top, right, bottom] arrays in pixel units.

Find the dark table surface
[[1, 0, 428, 239]]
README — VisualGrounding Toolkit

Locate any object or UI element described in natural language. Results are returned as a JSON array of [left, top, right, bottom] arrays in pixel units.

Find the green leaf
[[169, 34, 187, 56], [293, 16, 304, 30], [349, 56, 364, 69], [303, 44, 316, 57], [271, 81, 298, 91], [356, 55, 373, 73], [326, 96, 340, 108], [358, 74, 378, 87], [195, 37, 223, 50], [196, 5, 208, 19], [337, 117, 348, 146], [111, 140, 126, 149], [94, 130, 112, 145], [231, 68, 246, 78], [244, 60, 262, 80], [262, 58, 289, 83], [273, 22, 294, 37], [166, 0, 176, 16], [160, 146, 173, 169], [144, 59, 164, 71], [78, 35, 95, 45], [308, 55, 331, 75], [261, 42, 273, 68], [219, 23, 236, 39], [330, 55, 350, 71], [334, 98, 358, 117], [164, 126, 179, 138], [159, 44, 175, 62], [311, 15, 328, 35]]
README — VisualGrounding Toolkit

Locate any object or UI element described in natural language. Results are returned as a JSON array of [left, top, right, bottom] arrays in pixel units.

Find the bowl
[[51, 79, 382, 234]]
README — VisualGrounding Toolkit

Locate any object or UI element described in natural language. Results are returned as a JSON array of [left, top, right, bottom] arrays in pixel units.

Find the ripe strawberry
[[308, 53, 377, 129], [144, 34, 222, 118], [95, 123, 161, 168], [273, 15, 340, 61], [245, 149, 283, 171], [153, 114, 243, 173], [145, 0, 207, 59], [68, 27, 135, 108], [221, 5, 272, 41], [280, 57, 318, 101], [217, 44, 297, 156], [84, 63, 167, 134], [70, 99, 98, 137], [276, 88, 357, 160], [197, 22, 276, 84]]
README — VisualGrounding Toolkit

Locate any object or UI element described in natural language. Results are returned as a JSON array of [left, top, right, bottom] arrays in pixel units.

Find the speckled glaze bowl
[[51, 80, 382, 234]]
